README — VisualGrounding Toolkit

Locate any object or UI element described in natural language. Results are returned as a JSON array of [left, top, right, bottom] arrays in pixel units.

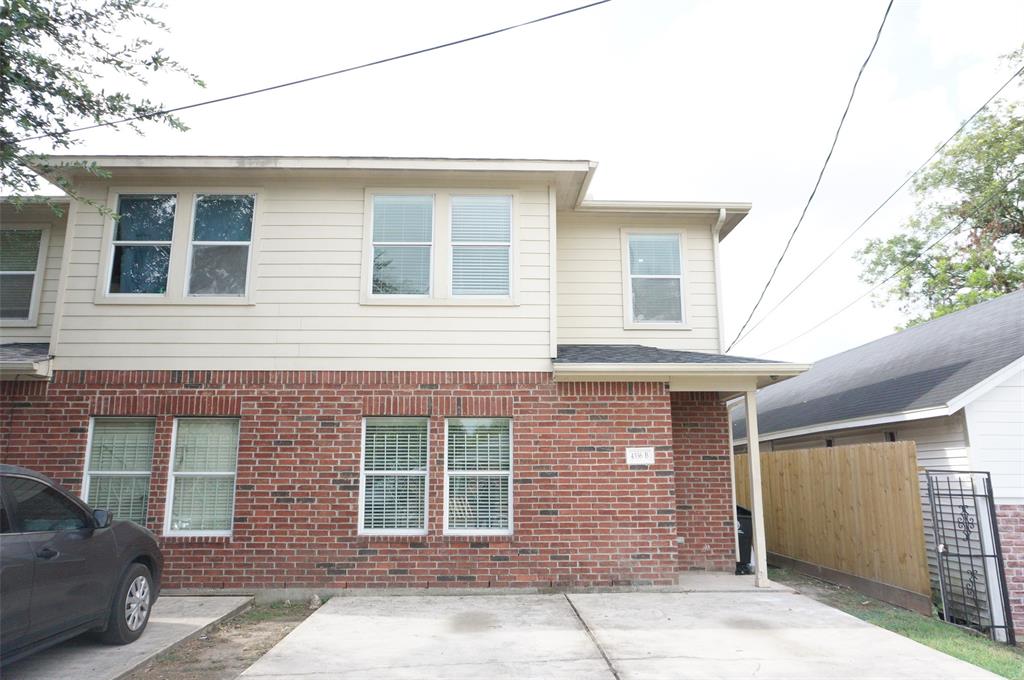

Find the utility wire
[[725, 0, 894, 352], [759, 169, 1024, 357], [16, 0, 612, 143], [729, 63, 1024, 350]]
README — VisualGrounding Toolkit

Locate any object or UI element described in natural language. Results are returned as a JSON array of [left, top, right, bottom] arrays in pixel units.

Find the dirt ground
[[124, 601, 315, 680]]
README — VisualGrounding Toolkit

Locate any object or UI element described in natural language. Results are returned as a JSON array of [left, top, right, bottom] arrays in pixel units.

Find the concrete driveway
[[240, 589, 999, 680]]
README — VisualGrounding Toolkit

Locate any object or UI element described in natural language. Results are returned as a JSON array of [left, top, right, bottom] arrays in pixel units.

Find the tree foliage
[[0, 0, 201, 204], [857, 53, 1024, 327]]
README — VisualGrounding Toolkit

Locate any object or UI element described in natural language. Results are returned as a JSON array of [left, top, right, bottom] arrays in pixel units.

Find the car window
[[0, 490, 9, 533], [4, 477, 89, 532]]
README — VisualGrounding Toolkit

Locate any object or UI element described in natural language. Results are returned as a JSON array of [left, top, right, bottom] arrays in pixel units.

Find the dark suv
[[0, 464, 163, 666]]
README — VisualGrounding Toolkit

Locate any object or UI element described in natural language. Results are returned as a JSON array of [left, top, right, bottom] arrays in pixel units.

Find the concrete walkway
[[4, 596, 251, 680], [241, 590, 1000, 680]]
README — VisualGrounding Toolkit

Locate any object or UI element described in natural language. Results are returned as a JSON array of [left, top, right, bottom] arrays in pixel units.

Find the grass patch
[[235, 600, 316, 624], [770, 567, 1024, 679]]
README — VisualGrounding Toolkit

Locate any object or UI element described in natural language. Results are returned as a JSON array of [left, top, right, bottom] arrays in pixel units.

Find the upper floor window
[[187, 194, 254, 296], [451, 195, 511, 296], [110, 195, 175, 295], [0, 227, 47, 323], [371, 195, 433, 296], [625, 232, 685, 325]]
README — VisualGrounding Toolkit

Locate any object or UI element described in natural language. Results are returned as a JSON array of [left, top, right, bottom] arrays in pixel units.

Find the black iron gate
[[925, 470, 1015, 644]]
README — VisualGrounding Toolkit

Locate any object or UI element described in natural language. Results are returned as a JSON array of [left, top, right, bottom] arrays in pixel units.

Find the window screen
[[86, 418, 155, 525], [371, 195, 432, 295], [627, 234, 683, 323], [451, 195, 511, 296], [446, 418, 511, 533], [0, 229, 43, 320], [168, 419, 239, 534], [110, 195, 175, 294], [360, 418, 428, 532]]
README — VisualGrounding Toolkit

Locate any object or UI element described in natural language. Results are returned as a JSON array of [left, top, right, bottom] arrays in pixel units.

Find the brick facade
[[996, 504, 1024, 642], [671, 391, 736, 571], [0, 370, 736, 590]]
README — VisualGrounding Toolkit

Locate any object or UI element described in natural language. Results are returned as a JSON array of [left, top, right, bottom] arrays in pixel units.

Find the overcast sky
[[25, 0, 1024, 362]]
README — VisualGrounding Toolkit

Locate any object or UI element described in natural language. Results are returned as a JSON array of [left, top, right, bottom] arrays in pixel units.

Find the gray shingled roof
[[555, 344, 781, 364], [732, 289, 1024, 440], [0, 343, 50, 364]]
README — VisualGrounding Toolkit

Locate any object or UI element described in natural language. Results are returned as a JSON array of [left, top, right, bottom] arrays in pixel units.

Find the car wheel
[[100, 563, 153, 645]]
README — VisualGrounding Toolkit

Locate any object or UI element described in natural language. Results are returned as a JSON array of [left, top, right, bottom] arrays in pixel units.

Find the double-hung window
[[166, 418, 240, 536], [625, 233, 685, 324], [451, 195, 512, 296], [84, 418, 155, 525], [110, 195, 175, 294], [187, 194, 254, 296], [445, 418, 512, 535], [0, 227, 46, 322], [359, 418, 429, 534], [371, 195, 433, 296]]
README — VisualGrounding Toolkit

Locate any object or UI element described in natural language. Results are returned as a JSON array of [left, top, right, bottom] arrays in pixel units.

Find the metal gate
[[925, 471, 1015, 644]]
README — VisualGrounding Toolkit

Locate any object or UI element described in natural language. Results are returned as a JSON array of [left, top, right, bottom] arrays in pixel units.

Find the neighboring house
[[731, 289, 1024, 639], [0, 156, 806, 593]]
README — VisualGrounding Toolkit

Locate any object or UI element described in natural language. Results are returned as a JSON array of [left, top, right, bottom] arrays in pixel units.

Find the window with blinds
[[0, 228, 44, 321], [167, 418, 239, 536], [359, 418, 429, 534], [626, 233, 685, 323], [445, 418, 512, 534], [451, 195, 512, 296], [371, 195, 433, 295], [85, 418, 155, 525]]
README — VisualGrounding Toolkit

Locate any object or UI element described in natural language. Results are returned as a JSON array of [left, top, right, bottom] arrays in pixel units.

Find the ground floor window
[[166, 418, 240, 536], [445, 418, 512, 535], [84, 418, 155, 525], [359, 417, 429, 535]]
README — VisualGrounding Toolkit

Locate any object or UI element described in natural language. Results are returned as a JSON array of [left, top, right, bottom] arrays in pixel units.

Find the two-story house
[[0, 156, 805, 592]]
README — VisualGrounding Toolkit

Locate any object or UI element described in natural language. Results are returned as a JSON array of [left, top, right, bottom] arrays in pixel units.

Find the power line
[[16, 0, 612, 143], [729, 63, 1024, 350], [725, 0, 894, 352], [759, 169, 1024, 357]]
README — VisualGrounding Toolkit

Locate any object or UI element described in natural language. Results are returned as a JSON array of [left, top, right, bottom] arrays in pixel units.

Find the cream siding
[[0, 203, 66, 343], [556, 212, 721, 351], [53, 178, 552, 371], [964, 364, 1024, 504]]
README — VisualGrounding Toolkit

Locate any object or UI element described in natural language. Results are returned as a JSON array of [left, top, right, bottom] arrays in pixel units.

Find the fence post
[[745, 389, 769, 587]]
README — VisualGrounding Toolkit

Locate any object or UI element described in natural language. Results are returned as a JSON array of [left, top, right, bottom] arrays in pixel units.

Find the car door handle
[[36, 547, 58, 560]]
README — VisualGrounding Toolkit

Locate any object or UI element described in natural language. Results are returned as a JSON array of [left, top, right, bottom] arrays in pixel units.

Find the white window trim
[[0, 224, 50, 327], [620, 228, 690, 330], [360, 188, 520, 306], [449, 193, 516, 300], [357, 417, 430, 536], [81, 417, 155, 523], [443, 418, 514, 537], [103, 193, 176, 299], [163, 417, 239, 538], [95, 187, 262, 306], [363, 191, 435, 301], [184, 193, 257, 298]]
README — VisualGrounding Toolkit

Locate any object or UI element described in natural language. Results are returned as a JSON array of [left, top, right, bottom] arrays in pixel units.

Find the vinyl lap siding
[[965, 364, 1024, 503], [556, 212, 721, 351], [0, 204, 65, 343], [53, 180, 552, 370]]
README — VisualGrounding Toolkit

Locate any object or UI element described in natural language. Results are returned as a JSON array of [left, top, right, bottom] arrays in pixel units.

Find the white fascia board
[[0, 360, 52, 380], [35, 155, 595, 174], [945, 355, 1024, 413], [574, 199, 752, 216], [553, 362, 809, 381], [732, 405, 954, 447]]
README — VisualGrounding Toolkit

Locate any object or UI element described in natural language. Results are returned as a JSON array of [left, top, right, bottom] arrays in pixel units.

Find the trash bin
[[735, 505, 753, 575]]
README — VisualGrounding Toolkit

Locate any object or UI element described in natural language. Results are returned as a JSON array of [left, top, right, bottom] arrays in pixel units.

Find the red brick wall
[[0, 371, 731, 590], [671, 391, 735, 571], [996, 504, 1023, 642]]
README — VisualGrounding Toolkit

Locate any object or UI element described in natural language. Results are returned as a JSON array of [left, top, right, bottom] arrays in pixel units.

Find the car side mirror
[[93, 509, 113, 529]]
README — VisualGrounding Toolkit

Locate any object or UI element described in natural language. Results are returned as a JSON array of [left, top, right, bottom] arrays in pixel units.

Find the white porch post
[[744, 389, 770, 587]]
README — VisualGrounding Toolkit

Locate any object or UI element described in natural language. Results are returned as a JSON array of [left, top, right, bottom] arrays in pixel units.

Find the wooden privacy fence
[[735, 442, 931, 610]]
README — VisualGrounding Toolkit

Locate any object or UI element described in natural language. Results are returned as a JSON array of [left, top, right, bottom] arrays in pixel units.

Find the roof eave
[[572, 199, 751, 237], [0, 360, 52, 381]]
